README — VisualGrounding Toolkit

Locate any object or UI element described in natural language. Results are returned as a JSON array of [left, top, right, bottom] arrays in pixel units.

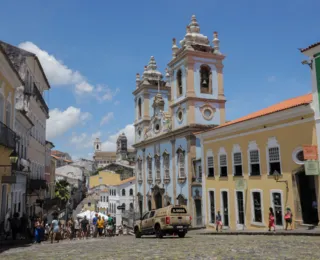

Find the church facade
[[133, 15, 226, 226]]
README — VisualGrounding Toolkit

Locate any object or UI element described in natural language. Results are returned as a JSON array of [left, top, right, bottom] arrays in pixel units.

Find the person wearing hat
[[284, 207, 293, 230]]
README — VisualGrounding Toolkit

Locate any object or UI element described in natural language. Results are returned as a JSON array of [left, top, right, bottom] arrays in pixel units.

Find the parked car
[[134, 205, 191, 238]]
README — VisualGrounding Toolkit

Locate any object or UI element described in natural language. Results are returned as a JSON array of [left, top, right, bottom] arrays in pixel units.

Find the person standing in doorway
[[268, 207, 275, 232], [216, 211, 223, 232]]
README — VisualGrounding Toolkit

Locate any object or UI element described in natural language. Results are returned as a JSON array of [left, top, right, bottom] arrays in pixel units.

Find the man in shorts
[[81, 216, 89, 239]]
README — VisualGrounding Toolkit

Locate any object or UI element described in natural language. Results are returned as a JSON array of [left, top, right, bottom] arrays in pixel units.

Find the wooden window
[[207, 156, 214, 177], [268, 147, 281, 174], [249, 150, 260, 176], [219, 154, 227, 177], [233, 152, 243, 176]]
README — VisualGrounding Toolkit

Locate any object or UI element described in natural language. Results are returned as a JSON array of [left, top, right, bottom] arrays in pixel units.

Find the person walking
[[215, 211, 223, 232], [51, 215, 60, 243], [92, 213, 98, 238], [268, 207, 275, 231], [107, 214, 115, 237], [34, 218, 42, 243], [284, 207, 293, 230], [97, 216, 104, 237], [11, 212, 21, 240], [74, 217, 81, 240], [81, 216, 89, 239]]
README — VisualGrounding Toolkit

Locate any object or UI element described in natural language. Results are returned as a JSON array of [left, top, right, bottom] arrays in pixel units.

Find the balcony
[[0, 121, 17, 150], [33, 83, 49, 115], [28, 179, 47, 192]]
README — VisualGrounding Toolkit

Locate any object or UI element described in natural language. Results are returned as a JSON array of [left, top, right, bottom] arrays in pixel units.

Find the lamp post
[[273, 170, 289, 192], [0, 150, 19, 168]]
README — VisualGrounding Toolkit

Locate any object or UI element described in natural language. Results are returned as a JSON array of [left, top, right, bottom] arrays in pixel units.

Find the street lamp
[[273, 170, 289, 192], [0, 150, 19, 167]]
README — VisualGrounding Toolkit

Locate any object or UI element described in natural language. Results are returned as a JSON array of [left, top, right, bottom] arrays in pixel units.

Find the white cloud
[[267, 76, 276, 82], [100, 112, 114, 126], [46, 107, 91, 139], [101, 124, 134, 151], [70, 131, 101, 149], [18, 41, 118, 102], [18, 42, 83, 85]]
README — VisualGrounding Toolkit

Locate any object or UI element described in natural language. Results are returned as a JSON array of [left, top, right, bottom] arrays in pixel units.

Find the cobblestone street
[[1, 232, 320, 260]]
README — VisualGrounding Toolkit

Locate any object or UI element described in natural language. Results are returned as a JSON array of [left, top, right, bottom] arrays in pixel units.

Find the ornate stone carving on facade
[[176, 194, 187, 206], [136, 73, 141, 88], [15, 85, 25, 110], [212, 31, 221, 54], [164, 193, 172, 205], [193, 188, 202, 200], [172, 38, 179, 59], [152, 184, 165, 196], [179, 15, 210, 51], [137, 192, 143, 201]]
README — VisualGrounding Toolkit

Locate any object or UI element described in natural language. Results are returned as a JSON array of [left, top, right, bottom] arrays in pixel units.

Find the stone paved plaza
[[1, 232, 320, 260]]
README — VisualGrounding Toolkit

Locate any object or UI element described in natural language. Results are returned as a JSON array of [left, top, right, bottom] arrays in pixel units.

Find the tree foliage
[[55, 179, 71, 203]]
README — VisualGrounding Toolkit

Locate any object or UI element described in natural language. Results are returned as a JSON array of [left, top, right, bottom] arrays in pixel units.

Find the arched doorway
[[296, 169, 319, 224], [148, 200, 152, 211], [155, 192, 162, 209]]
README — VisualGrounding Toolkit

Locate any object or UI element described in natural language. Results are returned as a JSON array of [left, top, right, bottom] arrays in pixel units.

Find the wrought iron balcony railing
[[0, 121, 17, 150]]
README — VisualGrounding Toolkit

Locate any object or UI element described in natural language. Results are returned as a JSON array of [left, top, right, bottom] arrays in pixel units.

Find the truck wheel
[[178, 232, 185, 238], [155, 225, 163, 238], [134, 227, 142, 238]]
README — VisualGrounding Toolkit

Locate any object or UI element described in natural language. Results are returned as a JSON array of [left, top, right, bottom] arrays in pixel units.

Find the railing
[[0, 121, 16, 149], [33, 83, 49, 114]]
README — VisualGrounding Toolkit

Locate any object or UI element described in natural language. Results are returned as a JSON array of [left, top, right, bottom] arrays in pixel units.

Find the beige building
[[1, 41, 50, 216]]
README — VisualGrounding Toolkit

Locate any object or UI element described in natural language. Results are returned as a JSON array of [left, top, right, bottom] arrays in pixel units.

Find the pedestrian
[[312, 200, 318, 228], [4, 210, 11, 240], [268, 207, 275, 231], [34, 218, 41, 243], [11, 212, 21, 240], [92, 213, 98, 238], [74, 217, 81, 239], [50, 215, 60, 243], [284, 207, 293, 230], [81, 216, 89, 239], [106, 214, 115, 237], [97, 216, 104, 237], [215, 211, 223, 232], [20, 213, 28, 240]]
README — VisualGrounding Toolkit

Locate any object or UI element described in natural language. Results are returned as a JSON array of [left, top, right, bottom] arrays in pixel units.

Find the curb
[[197, 232, 320, 236]]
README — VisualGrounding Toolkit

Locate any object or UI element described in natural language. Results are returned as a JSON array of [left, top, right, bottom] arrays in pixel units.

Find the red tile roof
[[300, 42, 320, 53], [196, 93, 312, 134]]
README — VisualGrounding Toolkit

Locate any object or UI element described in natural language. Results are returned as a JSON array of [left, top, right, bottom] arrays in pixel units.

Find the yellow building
[[0, 45, 20, 220], [89, 171, 123, 189], [197, 94, 318, 230]]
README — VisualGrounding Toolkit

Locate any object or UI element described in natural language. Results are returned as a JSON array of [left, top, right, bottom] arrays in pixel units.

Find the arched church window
[[122, 189, 126, 196], [163, 154, 170, 180], [155, 155, 161, 181], [147, 157, 152, 179], [177, 69, 183, 96], [129, 188, 133, 196], [178, 151, 185, 178], [200, 65, 211, 94], [138, 98, 142, 118]]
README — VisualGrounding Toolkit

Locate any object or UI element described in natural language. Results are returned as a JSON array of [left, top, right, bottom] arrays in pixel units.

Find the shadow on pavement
[[0, 240, 32, 254], [140, 236, 192, 239]]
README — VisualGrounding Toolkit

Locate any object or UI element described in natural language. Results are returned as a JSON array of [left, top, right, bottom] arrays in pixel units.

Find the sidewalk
[[194, 227, 320, 236]]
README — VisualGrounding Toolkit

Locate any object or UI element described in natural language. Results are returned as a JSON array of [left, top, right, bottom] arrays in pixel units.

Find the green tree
[[55, 179, 71, 207]]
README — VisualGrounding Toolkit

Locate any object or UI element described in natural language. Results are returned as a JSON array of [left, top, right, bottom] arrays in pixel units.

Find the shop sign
[[235, 179, 247, 190], [304, 160, 320, 175], [303, 145, 318, 160]]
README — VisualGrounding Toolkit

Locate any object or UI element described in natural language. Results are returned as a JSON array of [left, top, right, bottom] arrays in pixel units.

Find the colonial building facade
[[198, 94, 318, 230], [133, 15, 225, 225]]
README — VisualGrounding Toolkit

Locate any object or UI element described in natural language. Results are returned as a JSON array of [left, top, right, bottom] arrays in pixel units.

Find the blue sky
[[1, 0, 319, 159]]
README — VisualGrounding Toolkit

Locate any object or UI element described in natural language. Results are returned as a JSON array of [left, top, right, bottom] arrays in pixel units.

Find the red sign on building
[[303, 145, 318, 160]]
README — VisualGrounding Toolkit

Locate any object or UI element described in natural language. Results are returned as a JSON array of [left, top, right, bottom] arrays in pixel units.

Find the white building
[[99, 177, 136, 227], [0, 41, 50, 216]]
